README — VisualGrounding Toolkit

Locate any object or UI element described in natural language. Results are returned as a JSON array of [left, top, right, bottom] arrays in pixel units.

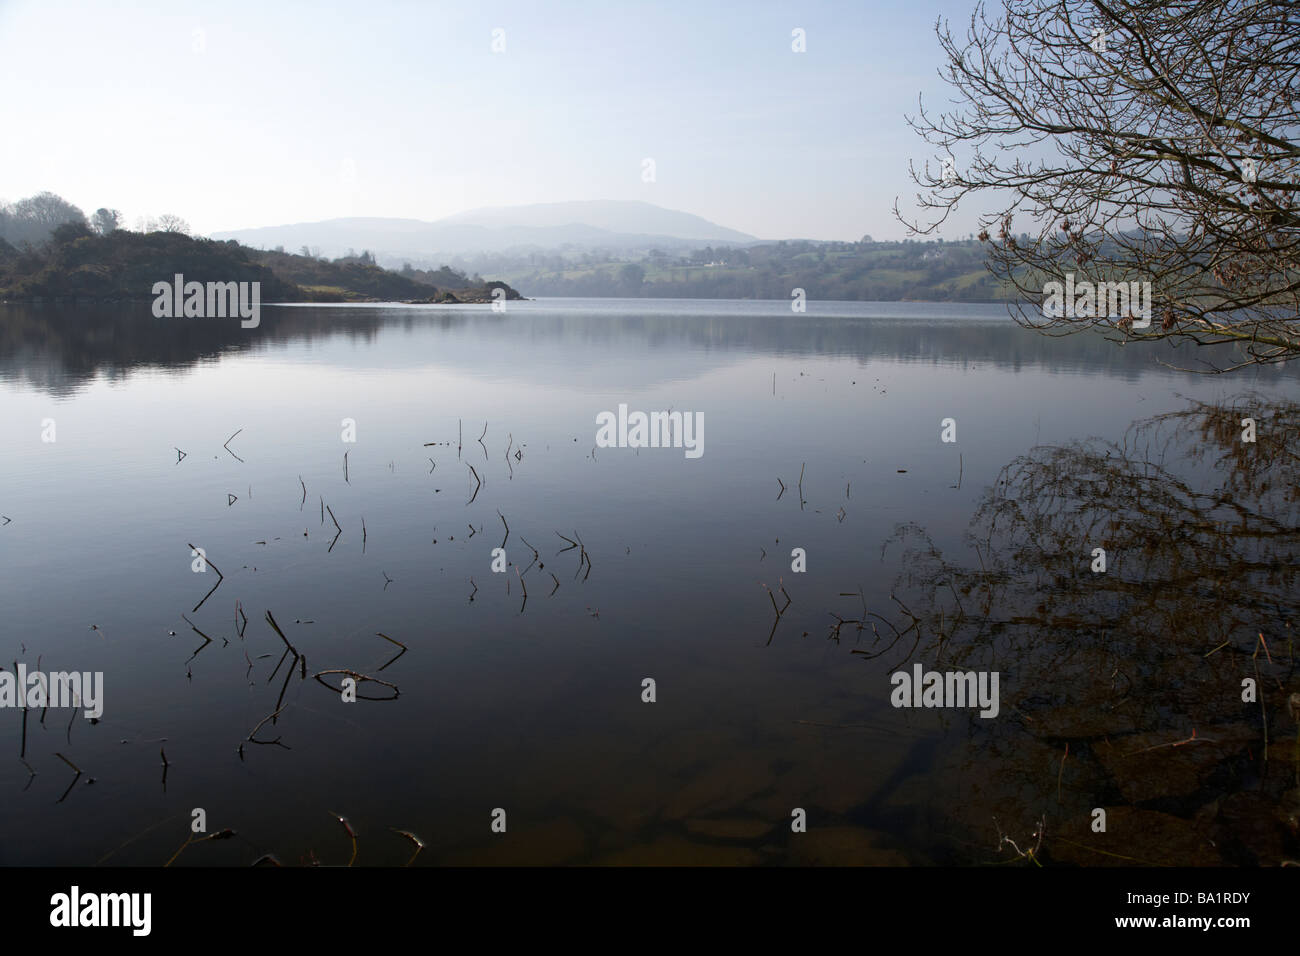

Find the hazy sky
[[0, 0, 987, 241]]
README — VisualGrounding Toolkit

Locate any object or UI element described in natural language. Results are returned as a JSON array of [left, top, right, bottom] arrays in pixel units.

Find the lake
[[2, 297, 1297, 866]]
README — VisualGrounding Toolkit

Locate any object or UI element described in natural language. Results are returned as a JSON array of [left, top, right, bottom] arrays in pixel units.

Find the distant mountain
[[441, 200, 755, 242], [210, 201, 757, 262]]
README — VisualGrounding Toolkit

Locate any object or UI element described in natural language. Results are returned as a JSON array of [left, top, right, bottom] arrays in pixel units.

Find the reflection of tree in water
[[873, 396, 1299, 865]]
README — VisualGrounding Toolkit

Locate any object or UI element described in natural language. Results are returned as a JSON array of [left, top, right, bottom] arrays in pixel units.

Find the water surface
[[2, 298, 1296, 865]]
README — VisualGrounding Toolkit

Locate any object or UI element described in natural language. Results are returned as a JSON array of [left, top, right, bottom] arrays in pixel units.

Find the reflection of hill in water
[[3, 302, 1298, 397]]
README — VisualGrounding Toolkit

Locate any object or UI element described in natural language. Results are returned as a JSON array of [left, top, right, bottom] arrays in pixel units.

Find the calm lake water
[[2, 298, 1298, 866]]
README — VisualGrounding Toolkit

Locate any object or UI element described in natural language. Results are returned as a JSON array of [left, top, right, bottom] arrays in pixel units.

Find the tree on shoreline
[[898, 0, 1300, 370], [91, 208, 123, 236], [155, 214, 191, 236], [0, 192, 88, 247]]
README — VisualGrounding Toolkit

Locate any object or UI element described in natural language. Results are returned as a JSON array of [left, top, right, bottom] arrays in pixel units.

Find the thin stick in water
[[1057, 742, 1068, 804], [264, 610, 297, 656], [223, 428, 244, 462], [466, 464, 482, 505], [187, 543, 224, 612]]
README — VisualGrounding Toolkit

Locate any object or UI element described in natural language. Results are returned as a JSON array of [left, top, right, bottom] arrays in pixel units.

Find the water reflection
[[4, 300, 1298, 398], [876, 396, 1300, 865], [2, 301, 1298, 866]]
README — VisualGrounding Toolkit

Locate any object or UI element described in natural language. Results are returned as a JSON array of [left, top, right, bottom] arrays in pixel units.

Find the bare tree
[[0, 191, 87, 245], [897, 0, 1300, 371], [155, 214, 191, 235], [11, 191, 87, 229]]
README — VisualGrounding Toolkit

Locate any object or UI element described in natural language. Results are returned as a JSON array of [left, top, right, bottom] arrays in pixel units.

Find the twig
[[180, 612, 214, 662], [264, 610, 297, 656], [391, 828, 424, 866], [1057, 742, 1068, 804], [165, 828, 235, 867], [1125, 729, 1205, 756], [376, 632, 407, 671], [187, 542, 224, 612], [246, 705, 291, 747], [268, 646, 290, 684], [66, 695, 78, 744], [326, 504, 343, 552], [223, 428, 244, 462], [314, 669, 399, 700], [995, 815, 1045, 867], [1259, 632, 1275, 666], [375, 632, 407, 649], [572, 530, 592, 581], [330, 812, 359, 866], [56, 752, 81, 774], [519, 535, 539, 573], [1254, 637, 1269, 762], [761, 580, 793, 646]]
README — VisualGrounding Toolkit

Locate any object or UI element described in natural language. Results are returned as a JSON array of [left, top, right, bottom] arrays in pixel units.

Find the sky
[[0, 0, 989, 242]]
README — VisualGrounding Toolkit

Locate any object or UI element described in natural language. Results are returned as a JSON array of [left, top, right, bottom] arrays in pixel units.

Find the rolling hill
[[210, 201, 758, 262]]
